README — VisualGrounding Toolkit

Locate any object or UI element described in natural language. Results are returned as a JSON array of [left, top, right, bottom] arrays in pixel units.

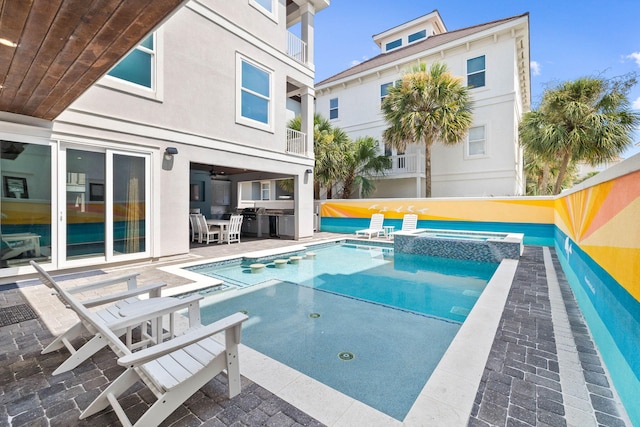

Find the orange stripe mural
[[556, 170, 640, 302]]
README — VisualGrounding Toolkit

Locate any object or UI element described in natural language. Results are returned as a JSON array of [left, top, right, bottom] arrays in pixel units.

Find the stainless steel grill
[[239, 207, 264, 235]]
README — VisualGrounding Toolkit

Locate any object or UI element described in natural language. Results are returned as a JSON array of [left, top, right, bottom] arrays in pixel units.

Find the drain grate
[[338, 351, 354, 361], [0, 304, 38, 327]]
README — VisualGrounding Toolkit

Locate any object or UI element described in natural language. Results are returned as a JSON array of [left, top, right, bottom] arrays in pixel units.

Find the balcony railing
[[379, 153, 425, 176], [287, 32, 306, 64], [286, 128, 307, 156]]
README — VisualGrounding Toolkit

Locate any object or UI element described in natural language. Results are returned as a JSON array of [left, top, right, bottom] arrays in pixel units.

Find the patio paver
[[0, 236, 631, 426]]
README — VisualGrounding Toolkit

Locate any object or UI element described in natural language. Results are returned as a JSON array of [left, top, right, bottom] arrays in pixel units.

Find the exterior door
[[59, 145, 149, 266]]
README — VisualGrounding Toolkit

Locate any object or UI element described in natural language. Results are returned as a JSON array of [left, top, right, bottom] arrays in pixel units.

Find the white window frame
[[236, 53, 274, 132], [99, 30, 164, 101], [465, 125, 488, 159], [249, 0, 278, 23], [466, 54, 486, 90], [260, 181, 271, 200], [329, 97, 339, 120]]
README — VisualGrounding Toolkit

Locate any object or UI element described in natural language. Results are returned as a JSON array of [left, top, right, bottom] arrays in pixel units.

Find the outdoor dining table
[[207, 219, 230, 243]]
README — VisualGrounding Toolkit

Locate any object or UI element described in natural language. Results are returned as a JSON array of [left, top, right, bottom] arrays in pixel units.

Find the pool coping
[[160, 238, 519, 426]]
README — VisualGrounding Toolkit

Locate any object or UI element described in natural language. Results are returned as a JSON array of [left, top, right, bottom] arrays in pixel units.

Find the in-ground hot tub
[[393, 228, 524, 262]]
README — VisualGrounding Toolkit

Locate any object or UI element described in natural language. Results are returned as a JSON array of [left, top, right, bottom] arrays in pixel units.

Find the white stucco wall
[[46, 0, 319, 261], [316, 15, 528, 198]]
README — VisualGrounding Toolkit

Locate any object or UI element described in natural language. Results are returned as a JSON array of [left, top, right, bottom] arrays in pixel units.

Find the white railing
[[287, 32, 306, 64], [286, 128, 307, 156], [380, 153, 425, 176]]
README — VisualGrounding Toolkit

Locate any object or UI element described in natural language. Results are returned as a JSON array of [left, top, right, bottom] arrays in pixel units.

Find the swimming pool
[[186, 242, 499, 419]]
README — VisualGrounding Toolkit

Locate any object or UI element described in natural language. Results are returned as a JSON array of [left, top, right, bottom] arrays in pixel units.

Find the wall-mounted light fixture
[[165, 147, 178, 155], [305, 168, 313, 174]]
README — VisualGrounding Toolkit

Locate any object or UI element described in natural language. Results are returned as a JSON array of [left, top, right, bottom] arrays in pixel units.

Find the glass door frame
[[57, 143, 151, 268]]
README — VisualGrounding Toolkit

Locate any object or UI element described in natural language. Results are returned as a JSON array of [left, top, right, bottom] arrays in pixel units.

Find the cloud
[[633, 96, 640, 110], [349, 56, 369, 68], [627, 52, 640, 67], [530, 61, 541, 76]]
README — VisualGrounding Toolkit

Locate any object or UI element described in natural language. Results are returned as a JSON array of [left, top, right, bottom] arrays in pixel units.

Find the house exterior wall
[[315, 13, 528, 198], [0, 0, 326, 275]]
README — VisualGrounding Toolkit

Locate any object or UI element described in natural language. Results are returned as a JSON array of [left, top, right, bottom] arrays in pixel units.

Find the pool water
[[192, 243, 498, 420]]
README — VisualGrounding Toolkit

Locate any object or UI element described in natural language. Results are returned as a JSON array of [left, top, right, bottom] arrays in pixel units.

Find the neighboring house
[[575, 157, 623, 181], [0, 0, 329, 276], [315, 10, 530, 198]]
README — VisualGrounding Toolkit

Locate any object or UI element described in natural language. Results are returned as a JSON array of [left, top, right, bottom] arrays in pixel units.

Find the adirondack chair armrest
[[106, 294, 204, 329], [118, 312, 248, 367], [66, 273, 142, 293], [80, 282, 167, 308]]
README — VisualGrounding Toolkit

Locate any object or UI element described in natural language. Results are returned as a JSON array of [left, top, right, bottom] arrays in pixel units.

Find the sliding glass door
[[65, 148, 106, 260], [60, 145, 149, 266]]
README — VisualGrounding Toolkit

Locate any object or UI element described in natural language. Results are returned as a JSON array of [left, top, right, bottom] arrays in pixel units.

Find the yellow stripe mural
[[321, 198, 555, 223]]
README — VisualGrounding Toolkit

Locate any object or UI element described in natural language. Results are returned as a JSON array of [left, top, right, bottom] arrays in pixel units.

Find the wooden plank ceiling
[[0, 0, 187, 121]]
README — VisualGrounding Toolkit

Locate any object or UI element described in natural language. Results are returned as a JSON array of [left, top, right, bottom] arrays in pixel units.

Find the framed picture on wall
[[190, 182, 204, 201], [3, 176, 28, 199], [89, 183, 104, 201]]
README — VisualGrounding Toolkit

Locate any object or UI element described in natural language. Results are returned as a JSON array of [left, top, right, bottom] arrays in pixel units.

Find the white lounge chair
[[32, 261, 203, 375], [220, 214, 243, 244], [355, 213, 385, 239], [33, 262, 248, 426], [196, 214, 220, 244], [390, 214, 418, 238]]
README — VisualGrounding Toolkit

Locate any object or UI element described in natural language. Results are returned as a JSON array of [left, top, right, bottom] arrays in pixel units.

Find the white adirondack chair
[[32, 261, 248, 427], [355, 213, 385, 239], [220, 214, 243, 244], [32, 261, 203, 375]]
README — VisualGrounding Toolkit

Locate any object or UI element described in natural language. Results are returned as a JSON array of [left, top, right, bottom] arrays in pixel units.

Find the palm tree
[[382, 62, 473, 197], [519, 76, 640, 195], [341, 136, 392, 198], [524, 149, 578, 195]]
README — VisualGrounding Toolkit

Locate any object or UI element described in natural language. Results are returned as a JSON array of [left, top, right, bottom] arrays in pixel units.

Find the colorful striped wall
[[319, 179, 640, 304], [555, 170, 640, 302]]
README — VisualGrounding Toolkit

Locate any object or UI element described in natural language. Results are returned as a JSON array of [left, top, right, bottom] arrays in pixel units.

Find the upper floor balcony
[[376, 153, 425, 178], [286, 128, 308, 157], [287, 32, 307, 64]]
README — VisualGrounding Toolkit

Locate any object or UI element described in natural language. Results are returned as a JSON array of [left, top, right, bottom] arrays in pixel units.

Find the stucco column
[[294, 169, 315, 239], [300, 2, 315, 66], [300, 85, 315, 158]]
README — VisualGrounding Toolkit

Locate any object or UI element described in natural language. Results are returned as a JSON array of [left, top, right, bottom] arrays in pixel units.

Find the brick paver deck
[[0, 239, 631, 426]]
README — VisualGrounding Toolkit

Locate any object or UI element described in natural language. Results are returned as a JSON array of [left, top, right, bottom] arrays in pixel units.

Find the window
[[467, 55, 486, 88], [238, 56, 272, 129], [380, 80, 400, 105], [329, 98, 339, 120], [261, 181, 270, 200], [250, 0, 277, 21], [381, 82, 393, 104], [108, 35, 155, 89], [385, 39, 402, 51], [467, 126, 486, 157], [408, 30, 426, 43]]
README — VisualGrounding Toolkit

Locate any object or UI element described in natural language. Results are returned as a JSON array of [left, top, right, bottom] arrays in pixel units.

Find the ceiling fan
[[210, 167, 225, 177]]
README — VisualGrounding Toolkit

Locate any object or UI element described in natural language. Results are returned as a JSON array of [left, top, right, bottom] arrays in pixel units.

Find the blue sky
[[314, 0, 640, 158]]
